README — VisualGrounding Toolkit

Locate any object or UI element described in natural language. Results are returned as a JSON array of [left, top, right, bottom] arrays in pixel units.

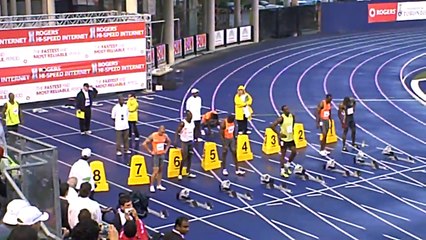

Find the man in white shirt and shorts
[[112, 96, 131, 156], [175, 111, 197, 180]]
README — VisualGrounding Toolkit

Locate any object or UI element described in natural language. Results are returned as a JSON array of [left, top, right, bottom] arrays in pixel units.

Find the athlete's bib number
[[323, 111, 330, 118], [347, 107, 354, 115], [156, 143, 165, 151], [286, 126, 293, 134], [228, 126, 235, 133], [13, 108, 18, 114]]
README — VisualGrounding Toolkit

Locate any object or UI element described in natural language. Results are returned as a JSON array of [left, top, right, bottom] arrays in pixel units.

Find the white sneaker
[[188, 173, 197, 178], [201, 130, 206, 136], [197, 138, 203, 142], [238, 131, 243, 135], [134, 137, 140, 141], [246, 130, 252, 134], [85, 130, 92, 134], [178, 175, 183, 180], [125, 150, 131, 154], [80, 132, 85, 135], [150, 185, 155, 193], [236, 169, 246, 175], [157, 185, 166, 191], [222, 169, 229, 176], [116, 151, 122, 156], [319, 150, 327, 157]]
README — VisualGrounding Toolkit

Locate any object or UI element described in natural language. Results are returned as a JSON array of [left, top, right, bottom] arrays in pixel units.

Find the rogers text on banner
[[368, 3, 398, 23]]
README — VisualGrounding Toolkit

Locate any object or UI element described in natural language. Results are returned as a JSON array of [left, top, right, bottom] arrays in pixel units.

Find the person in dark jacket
[[75, 83, 98, 135], [163, 217, 189, 240]]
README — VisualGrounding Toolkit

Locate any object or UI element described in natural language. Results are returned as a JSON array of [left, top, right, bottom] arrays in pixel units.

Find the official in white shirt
[[174, 111, 196, 180], [112, 96, 131, 156], [68, 148, 95, 190], [68, 182, 102, 229], [186, 88, 202, 141]]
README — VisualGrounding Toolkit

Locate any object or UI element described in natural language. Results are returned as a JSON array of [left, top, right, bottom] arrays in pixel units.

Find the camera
[[99, 223, 109, 239]]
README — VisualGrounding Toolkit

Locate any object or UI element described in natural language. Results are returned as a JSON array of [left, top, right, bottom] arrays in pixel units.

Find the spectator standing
[[68, 182, 102, 229], [113, 194, 134, 232], [0, 199, 30, 237], [112, 96, 131, 156], [2, 93, 23, 133], [127, 93, 140, 141], [68, 148, 95, 190], [186, 88, 202, 141], [142, 126, 170, 193], [75, 83, 98, 135], [59, 183, 71, 231], [234, 85, 253, 134], [118, 208, 149, 240], [163, 216, 190, 240]]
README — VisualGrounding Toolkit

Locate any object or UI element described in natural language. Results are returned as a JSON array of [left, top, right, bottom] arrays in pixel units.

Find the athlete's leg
[[288, 145, 297, 163], [350, 121, 357, 147], [221, 140, 229, 170], [342, 125, 349, 150]]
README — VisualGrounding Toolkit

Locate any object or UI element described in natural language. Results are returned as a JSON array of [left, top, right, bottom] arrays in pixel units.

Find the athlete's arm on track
[[270, 117, 283, 136], [316, 101, 323, 125], [219, 120, 226, 141], [338, 103, 345, 123], [174, 122, 184, 146], [165, 134, 171, 153], [142, 134, 153, 153]]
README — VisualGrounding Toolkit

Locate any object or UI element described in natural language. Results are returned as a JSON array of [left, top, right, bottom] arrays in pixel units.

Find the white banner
[[397, 1, 426, 21], [0, 39, 146, 68], [0, 72, 146, 104], [226, 28, 238, 44], [239, 26, 252, 42], [215, 30, 225, 47]]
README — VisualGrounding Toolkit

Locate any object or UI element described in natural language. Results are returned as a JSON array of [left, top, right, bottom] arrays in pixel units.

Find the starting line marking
[[317, 212, 366, 230], [361, 204, 410, 222]]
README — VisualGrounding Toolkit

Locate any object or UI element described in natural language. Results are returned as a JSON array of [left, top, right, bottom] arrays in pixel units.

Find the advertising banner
[[196, 34, 207, 52], [239, 26, 252, 42], [368, 3, 398, 23], [174, 40, 182, 58], [215, 30, 225, 47], [0, 22, 147, 104], [155, 44, 166, 66], [397, 1, 426, 21], [226, 28, 238, 44], [184, 37, 194, 55]]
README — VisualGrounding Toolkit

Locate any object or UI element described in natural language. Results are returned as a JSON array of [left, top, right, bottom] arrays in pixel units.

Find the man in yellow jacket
[[2, 93, 22, 133], [127, 93, 140, 141], [234, 86, 253, 134]]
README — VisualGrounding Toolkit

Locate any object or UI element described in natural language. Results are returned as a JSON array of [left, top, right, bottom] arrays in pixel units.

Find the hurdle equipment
[[148, 208, 169, 219], [353, 151, 381, 170], [201, 142, 221, 171], [219, 180, 253, 201], [262, 128, 281, 155], [294, 164, 325, 184], [260, 174, 292, 193], [90, 160, 109, 192], [324, 159, 361, 177], [176, 189, 213, 210], [128, 155, 150, 185], [319, 119, 338, 144], [237, 135, 254, 162], [382, 146, 414, 163], [294, 123, 307, 149]]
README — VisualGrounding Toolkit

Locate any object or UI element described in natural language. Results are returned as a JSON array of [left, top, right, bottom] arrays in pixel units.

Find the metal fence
[[2, 131, 61, 239]]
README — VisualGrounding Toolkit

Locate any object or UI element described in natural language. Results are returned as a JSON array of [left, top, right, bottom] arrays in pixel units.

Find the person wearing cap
[[0, 199, 30, 237], [186, 88, 202, 141], [234, 85, 253, 134], [16, 205, 49, 232], [76, 83, 98, 135], [201, 109, 219, 135], [68, 148, 95, 190]]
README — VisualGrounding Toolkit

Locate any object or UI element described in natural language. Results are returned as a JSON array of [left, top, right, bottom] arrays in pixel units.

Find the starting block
[[319, 119, 338, 144], [177, 189, 213, 211], [382, 146, 414, 163], [148, 208, 169, 219], [167, 148, 188, 178], [201, 142, 221, 171], [219, 180, 253, 201], [324, 160, 361, 177], [353, 151, 383, 170], [260, 174, 292, 193], [294, 164, 325, 184], [237, 135, 254, 162], [262, 128, 281, 155]]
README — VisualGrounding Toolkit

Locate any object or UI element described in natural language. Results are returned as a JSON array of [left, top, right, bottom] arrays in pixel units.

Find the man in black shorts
[[270, 105, 297, 178], [220, 115, 245, 176], [339, 97, 358, 151], [175, 111, 196, 180]]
